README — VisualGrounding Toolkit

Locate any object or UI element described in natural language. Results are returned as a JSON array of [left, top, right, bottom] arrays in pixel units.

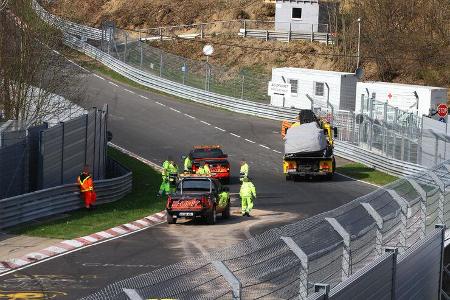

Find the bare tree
[[0, 0, 86, 126]]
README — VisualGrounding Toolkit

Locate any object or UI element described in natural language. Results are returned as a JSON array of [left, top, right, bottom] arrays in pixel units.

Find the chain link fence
[[83, 160, 449, 300]]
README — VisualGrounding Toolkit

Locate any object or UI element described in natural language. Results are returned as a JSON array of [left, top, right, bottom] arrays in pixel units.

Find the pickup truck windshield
[[178, 180, 212, 192], [191, 148, 224, 159]]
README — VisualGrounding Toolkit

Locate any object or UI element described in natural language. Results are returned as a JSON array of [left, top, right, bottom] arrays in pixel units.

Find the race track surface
[[0, 72, 375, 299]]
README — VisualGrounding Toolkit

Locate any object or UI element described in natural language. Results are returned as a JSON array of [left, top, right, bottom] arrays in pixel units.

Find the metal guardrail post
[[407, 178, 427, 239], [361, 203, 384, 255], [384, 247, 398, 300], [325, 217, 351, 280], [314, 283, 330, 300], [435, 224, 446, 300], [243, 20, 247, 38], [266, 30, 269, 41], [123, 289, 144, 300], [281, 237, 309, 299], [427, 171, 446, 224], [387, 189, 410, 252], [212, 261, 241, 300]]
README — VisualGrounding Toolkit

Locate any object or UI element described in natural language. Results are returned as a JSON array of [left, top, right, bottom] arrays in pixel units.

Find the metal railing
[[0, 157, 132, 229], [82, 160, 449, 300]]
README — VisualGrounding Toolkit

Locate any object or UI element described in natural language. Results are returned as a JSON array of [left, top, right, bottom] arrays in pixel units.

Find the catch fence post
[[60, 122, 65, 185], [200, 24, 204, 40], [139, 37, 143, 69], [243, 20, 247, 37], [325, 217, 351, 280], [361, 202, 384, 255], [159, 27, 163, 41], [160, 53, 163, 77], [387, 189, 410, 253], [281, 237, 309, 299], [212, 261, 241, 300], [124, 32, 127, 62], [288, 23, 291, 42], [407, 178, 427, 239], [311, 24, 314, 42], [384, 247, 398, 300], [435, 224, 446, 299], [241, 75, 245, 99], [427, 171, 445, 224]]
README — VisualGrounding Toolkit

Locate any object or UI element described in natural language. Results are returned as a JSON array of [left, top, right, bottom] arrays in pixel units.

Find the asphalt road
[[0, 72, 375, 299]]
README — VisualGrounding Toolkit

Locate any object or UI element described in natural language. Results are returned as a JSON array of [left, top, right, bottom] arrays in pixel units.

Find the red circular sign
[[437, 103, 448, 118]]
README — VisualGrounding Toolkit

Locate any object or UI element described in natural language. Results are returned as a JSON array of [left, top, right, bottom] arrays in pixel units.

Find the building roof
[[273, 67, 355, 77], [358, 81, 447, 91]]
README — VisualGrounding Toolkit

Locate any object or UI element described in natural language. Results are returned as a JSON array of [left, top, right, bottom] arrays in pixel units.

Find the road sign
[[437, 103, 448, 118], [202, 44, 214, 56], [268, 82, 291, 96]]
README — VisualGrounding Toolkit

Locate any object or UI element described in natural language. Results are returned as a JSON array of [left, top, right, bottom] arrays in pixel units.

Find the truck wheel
[[206, 207, 216, 225], [167, 214, 177, 224], [222, 204, 231, 219]]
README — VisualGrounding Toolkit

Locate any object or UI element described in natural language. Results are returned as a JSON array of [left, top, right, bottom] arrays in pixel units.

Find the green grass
[[10, 147, 166, 239], [336, 163, 398, 186]]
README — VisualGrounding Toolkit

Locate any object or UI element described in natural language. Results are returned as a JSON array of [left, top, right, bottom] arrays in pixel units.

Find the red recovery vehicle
[[189, 145, 230, 184], [166, 175, 230, 225]]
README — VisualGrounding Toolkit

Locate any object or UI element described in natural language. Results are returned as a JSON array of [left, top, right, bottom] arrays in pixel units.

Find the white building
[[268, 67, 358, 111], [274, 0, 332, 33], [355, 82, 448, 117]]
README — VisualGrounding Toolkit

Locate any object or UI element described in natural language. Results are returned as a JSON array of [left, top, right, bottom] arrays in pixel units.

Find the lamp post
[[357, 17, 362, 69]]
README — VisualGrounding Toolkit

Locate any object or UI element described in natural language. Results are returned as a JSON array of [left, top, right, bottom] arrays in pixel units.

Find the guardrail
[[32, 0, 103, 40], [0, 157, 132, 229], [238, 29, 332, 44]]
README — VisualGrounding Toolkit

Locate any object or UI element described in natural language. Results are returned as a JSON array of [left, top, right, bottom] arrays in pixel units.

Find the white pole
[[357, 18, 361, 68]]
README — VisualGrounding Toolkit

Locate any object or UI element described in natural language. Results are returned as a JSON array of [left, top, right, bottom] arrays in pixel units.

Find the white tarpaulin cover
[[284, 122, 327, 154]]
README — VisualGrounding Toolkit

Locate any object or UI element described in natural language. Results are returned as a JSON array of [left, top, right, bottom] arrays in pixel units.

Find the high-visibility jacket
[[240, 181, 256, 198], [184, 157, 192, 171], [162, 160, 171, 178], [77, 172, 94, 192], [218, 191, 229, 208], [196, 164, 210, 175], [240, 163, 249, 178], [291, 122, 300, 128]]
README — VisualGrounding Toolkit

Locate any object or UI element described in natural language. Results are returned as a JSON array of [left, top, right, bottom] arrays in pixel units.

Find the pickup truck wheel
[[206, 207, 216, 225], [285, 175, 292, 181], [222, 204, 231, 219], [167, 214, 177, 224]]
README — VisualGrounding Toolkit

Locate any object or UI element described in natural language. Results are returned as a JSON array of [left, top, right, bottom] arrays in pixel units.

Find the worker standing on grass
[[168, 161, 179, 193], [239, 159, 249, 183], [77, 165, 96, 209], [240, 177, 256, 217], [158, 156, 174, 196]]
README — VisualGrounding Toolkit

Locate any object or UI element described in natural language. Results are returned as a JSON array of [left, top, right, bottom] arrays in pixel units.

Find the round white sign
[[202, 44, 214, 56]]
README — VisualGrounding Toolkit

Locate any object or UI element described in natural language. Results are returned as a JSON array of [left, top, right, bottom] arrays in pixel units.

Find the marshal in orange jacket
[[77, 170, 96, 208]]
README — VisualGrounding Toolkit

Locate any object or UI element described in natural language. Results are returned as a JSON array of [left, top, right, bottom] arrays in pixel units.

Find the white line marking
[[139, 95, 148, 100], [272, 149, 282, 154], [229, 133, 241, 138], [108, 81, 119, 87], [94, 74, 105, 80], [124, 89, 135, 94], [200, 121, 211, 126], [184, 114, 195, 119], [52, 49, 60, 55], [155, 101, 166, 107], [259, 144, 270, 149], [0, 221, 164, 277], [169, 108, 181, 113], [214, 126, 226, 132], [244, 138, 256, 144], [335, 172, 380, 187], [8, 259, 29, 266]]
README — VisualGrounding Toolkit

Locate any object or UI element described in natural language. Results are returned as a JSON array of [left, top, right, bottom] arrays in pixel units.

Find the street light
[[357, 17, 362, 69]]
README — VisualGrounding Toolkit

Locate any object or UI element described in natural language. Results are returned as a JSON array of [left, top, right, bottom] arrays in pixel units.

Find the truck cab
[[188, 145, 231, 183]]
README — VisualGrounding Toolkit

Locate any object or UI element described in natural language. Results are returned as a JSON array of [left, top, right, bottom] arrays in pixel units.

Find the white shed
[[275, 0, 320, 33], [268, 67, 358, 111], [355, 82, 448, 117]]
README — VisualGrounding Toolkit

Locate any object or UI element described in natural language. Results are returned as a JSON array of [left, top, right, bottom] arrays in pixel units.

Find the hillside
[[46, 0, 450, 98]]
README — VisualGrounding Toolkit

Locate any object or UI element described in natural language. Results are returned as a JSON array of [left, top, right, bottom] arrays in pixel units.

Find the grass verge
[[337, 162, 398, 186], [10, 147, 165, 239]]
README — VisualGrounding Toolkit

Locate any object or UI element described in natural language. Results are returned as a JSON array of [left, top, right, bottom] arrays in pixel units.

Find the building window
[[292, 8, 302, 19], [290, 79, 298, 95], [314, 82, 324, 96]]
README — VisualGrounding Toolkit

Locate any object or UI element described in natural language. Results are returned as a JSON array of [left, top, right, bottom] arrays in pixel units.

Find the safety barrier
[[31, 0, 103, 40], [0, 157, 132, 229], [82, 160, 449, 300]]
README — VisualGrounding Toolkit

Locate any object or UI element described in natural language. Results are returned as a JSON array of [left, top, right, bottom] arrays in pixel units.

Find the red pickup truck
[[166, 176, 230, 225], [189, 145, 230, 184]]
